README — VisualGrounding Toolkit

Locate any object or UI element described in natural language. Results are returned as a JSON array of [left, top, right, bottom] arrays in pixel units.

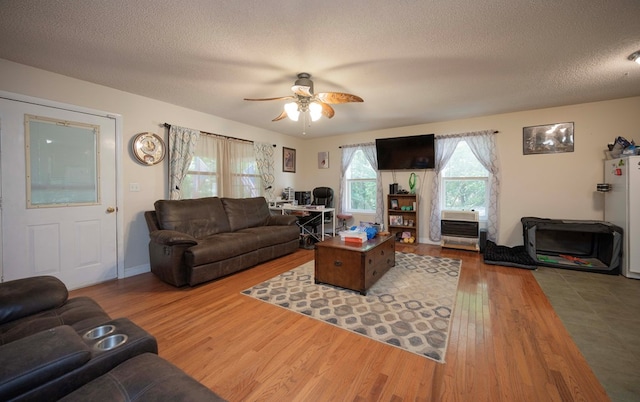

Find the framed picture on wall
[[318, 151, 329, 169], [523, 122, 574, 155], [283, 147, 296, 172]]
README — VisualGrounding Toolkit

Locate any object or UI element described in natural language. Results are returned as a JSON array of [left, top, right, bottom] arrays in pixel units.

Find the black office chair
[[311, 187, 333, 209], [298, 187, 333, 237]]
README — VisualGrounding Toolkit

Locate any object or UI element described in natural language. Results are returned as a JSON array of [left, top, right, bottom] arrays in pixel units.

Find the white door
[[0, 97, 118, 289]]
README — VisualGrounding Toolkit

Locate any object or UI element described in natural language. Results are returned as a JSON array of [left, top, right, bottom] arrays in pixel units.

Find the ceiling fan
[[244, 72, 363, 123]]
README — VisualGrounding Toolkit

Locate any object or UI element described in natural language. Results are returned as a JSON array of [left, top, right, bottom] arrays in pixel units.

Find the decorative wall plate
[[132, 132, 165, 165]]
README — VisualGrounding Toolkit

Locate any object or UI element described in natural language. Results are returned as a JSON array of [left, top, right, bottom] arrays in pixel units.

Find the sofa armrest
[[266, 214, 298, 226], [0, 325, 91, 401], [58, 353, 226, 402], [0, 276, 68, 325], [149, 230, 198, 246]]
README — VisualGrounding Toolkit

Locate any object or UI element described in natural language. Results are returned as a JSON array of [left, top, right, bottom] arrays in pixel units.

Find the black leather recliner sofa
[[145, 196, 300, 287], [0, 276, 225, 401], [0, 275, 110, 345]]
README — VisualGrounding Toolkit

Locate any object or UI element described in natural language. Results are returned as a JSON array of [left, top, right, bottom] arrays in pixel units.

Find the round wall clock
[[132, 132, 165, 165]]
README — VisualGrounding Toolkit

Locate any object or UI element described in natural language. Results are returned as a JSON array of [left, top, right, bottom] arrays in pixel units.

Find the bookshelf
[[387, 194, 418, 243]]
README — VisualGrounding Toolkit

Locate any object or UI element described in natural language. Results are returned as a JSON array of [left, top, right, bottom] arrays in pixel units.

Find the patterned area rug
[[242, 252, 461, 363]]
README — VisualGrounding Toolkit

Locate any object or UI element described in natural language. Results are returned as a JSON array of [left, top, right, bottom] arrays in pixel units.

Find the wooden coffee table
[[314, 235, 395, 295]]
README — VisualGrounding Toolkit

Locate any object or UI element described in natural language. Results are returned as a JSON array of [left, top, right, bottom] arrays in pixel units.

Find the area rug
[[241, 252, 461, 363]]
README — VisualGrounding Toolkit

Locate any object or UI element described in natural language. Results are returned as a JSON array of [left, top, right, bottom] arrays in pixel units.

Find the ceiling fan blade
[[291, 85, 313, 97], [316, 92, 363, 104], [320, 102, 335, 119], [244, 96, 294, 101], [272, 110, 288, 121]]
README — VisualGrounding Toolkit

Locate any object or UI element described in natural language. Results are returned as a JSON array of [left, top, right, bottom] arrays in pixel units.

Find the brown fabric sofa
[[145, 196, 300, 287]]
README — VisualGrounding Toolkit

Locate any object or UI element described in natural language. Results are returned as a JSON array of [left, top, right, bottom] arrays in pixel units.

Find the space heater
[[441, 210, 480, 251]]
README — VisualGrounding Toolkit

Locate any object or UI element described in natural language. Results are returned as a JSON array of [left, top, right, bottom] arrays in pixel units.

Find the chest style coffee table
[[314, 235, 395, 295]]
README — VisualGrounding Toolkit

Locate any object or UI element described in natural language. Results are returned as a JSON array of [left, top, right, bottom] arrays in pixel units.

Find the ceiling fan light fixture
[[629, 50, 640, 64], [293, 72, 314, 95], [284, 102, 300, 121], [309, 102, 322, 121], [244, 72, 363, 132]]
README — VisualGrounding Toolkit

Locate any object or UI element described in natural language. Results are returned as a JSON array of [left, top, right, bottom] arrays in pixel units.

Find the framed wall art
[[523, 122, 574, 155], [389, 215, 403, 226], [318, 151, 329, 169], [283, 147, 296, 172]]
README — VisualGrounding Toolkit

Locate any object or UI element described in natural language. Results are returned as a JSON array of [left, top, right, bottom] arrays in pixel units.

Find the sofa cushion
[[185, 232, 259, 267], [0, 296, 111, 345], [185, 223, 299, 267], [221, 197, 270, 232], [0, 276, 68, 325], [237, 226, 300, 248], [155, 197, 231, 239]]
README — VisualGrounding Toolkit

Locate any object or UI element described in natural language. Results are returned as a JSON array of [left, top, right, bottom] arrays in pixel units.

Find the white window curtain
[[339, 143, 383, 223], [169, 125, 200, 200], [223, 137, 259, 198], [429, 130, 500, 242], [195, 134, 259, 198], [192, 133, 222, 196], [254, 142, 275, 201]]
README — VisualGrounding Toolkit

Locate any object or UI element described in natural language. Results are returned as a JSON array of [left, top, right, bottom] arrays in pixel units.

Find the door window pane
[[26, 115, 99, 207]]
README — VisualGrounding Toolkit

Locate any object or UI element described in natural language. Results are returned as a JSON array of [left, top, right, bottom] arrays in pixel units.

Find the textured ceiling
[[1, 0, 639, 138]]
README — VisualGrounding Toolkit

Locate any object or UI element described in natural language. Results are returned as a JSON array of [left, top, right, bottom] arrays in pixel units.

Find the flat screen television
[[375, 134, 435, 170]]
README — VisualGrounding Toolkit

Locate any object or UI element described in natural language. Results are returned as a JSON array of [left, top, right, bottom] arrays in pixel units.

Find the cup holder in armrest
[[94, 334, 128, 351], [83, 324, 116, 340]]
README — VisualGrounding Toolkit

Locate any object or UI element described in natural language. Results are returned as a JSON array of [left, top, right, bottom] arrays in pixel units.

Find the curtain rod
[[163, 123, 276, 147], [338, 141, 375, 149], [337, 131, 499, 148], [435, 130, 499, 139]]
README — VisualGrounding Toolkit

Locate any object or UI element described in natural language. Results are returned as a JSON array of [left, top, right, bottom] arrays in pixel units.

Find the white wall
[[2, 58, 639, 278], [299, 97, 640, 246], [0, 59, 304, 276]]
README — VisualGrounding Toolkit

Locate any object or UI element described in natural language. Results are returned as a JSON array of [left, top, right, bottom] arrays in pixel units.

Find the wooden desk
[[273, 205, 336, 241]]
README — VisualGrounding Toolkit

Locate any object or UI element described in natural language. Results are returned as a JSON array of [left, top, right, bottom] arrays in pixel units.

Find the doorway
[[0, 92, 123, 289]]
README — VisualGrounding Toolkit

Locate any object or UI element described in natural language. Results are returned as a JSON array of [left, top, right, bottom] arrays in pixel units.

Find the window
[[182, 155, 218, 199], [181, 135, 260, 199], [26, 115, 99, 207], [441, 140, 489, 219], [229, 156, 261, 198], [345, 149, 377, 213], [429, 130, 499, 242]]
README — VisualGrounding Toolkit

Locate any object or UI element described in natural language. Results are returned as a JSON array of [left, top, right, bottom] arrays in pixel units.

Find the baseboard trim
[[123, 263, 150, 278]]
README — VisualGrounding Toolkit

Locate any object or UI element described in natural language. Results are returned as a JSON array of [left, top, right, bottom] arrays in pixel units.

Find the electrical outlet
[[129, 183, 140, 192]]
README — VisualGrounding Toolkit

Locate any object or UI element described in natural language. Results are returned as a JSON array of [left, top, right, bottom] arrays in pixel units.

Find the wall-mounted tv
[[375, 134, 435, 170]]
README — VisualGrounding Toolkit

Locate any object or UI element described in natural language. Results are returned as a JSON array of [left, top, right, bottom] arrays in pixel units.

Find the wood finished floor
[[70, 244, 609, 401]]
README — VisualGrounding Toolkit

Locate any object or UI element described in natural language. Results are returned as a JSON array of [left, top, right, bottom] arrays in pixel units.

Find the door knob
[[106, 207, 116, 213]]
